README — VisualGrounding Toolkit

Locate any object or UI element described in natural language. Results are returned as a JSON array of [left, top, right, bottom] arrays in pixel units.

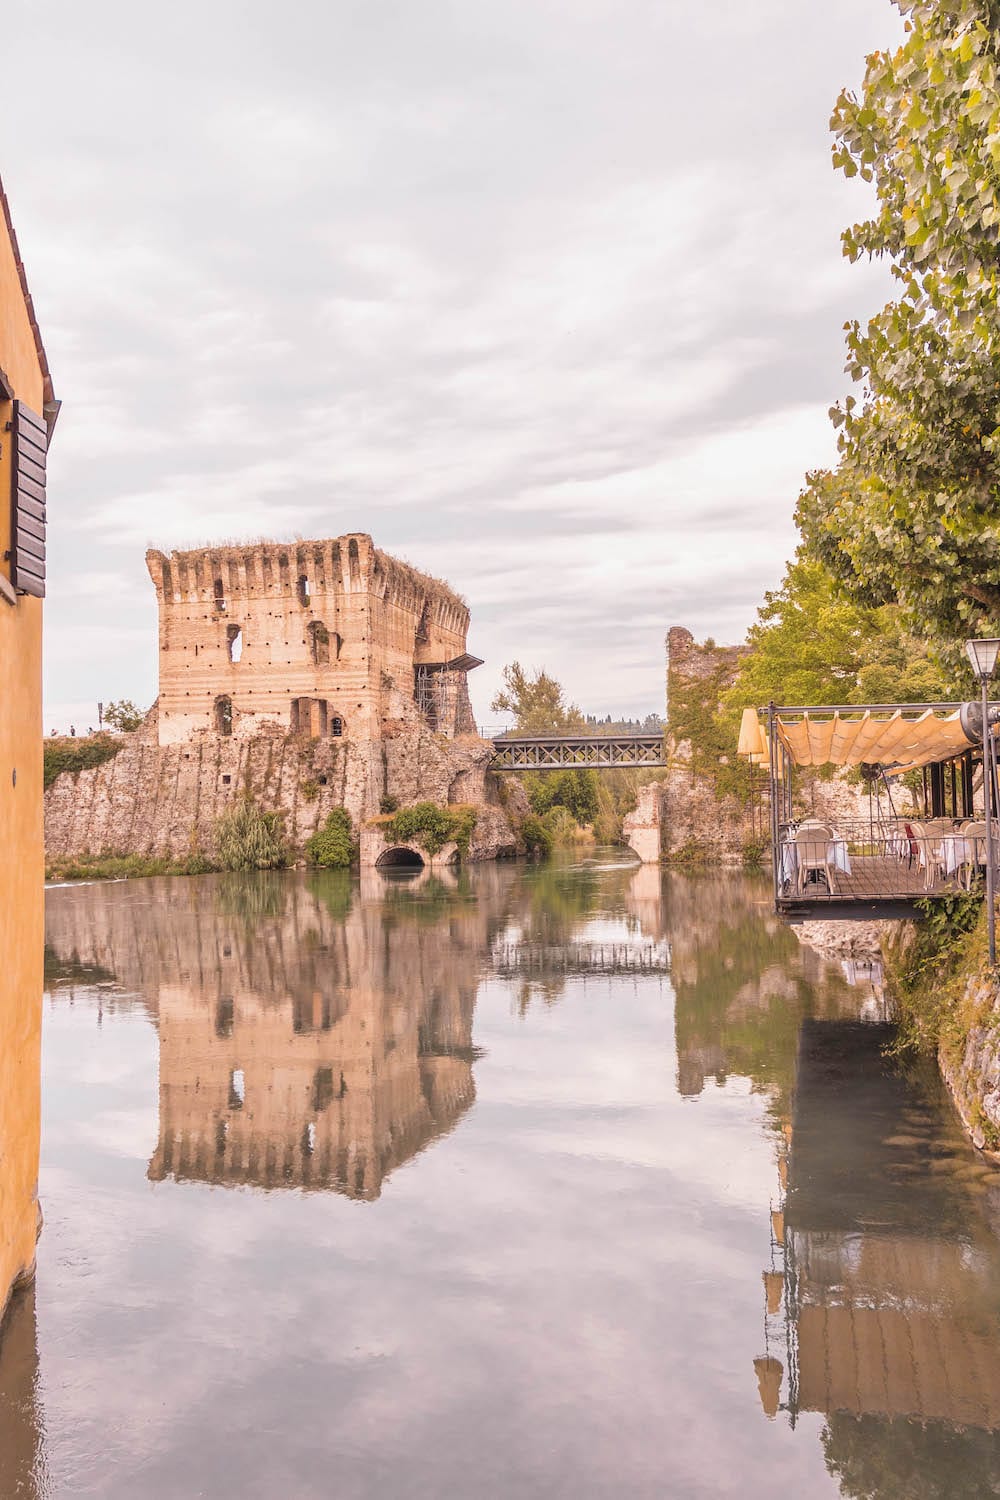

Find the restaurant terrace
[[739, 702, 1000, 912]]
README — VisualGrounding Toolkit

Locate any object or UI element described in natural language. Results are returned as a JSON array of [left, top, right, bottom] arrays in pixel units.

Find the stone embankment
[[938, 981, 1000, 1152], [44, 700, 526, 868], [881, 917, 1000, 1153]]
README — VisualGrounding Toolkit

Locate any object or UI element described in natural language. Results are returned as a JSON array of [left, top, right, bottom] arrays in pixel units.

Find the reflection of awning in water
[[788, 1020, 1000, 1431], [797, 1299, 1000, 1429]]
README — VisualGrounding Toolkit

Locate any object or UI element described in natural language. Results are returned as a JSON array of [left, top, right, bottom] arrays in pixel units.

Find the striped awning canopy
[[765, 708, 975, 770]]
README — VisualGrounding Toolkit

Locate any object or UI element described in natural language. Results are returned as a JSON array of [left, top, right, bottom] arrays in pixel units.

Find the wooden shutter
[[10, 399, 46, 598]]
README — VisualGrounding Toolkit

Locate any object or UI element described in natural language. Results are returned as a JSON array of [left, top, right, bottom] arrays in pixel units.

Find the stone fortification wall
[[45, 682, 526, 867], [622, 626, 755, 863]]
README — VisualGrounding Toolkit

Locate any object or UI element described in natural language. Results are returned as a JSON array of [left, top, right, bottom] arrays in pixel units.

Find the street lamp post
[[965, 638, 1000, 967]]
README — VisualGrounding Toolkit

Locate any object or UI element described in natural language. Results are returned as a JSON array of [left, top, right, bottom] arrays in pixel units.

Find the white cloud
[[4, 0, 902, 728]]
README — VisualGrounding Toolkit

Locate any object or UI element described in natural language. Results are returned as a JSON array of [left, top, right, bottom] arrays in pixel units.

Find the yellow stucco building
[[0, 173, 57, 1326]]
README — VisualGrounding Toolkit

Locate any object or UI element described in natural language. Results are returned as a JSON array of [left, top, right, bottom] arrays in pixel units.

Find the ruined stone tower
[[145, 534, 481, 747]]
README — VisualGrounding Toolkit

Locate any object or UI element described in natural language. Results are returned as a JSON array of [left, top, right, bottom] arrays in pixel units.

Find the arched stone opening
[[291, 697, 328, 736], [375, 847, 425, 869], [331, 715, 344, 737], [215, 695, 233, 736]]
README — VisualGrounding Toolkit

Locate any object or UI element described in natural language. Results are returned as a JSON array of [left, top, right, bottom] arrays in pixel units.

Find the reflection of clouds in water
[[29, 863, 1000, 1498]]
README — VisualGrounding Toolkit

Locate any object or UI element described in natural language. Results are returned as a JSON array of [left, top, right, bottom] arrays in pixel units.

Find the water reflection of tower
[[665, 872, 858, 1104], [147, 884, 482, 1199], [45, 873, 487, 1202]]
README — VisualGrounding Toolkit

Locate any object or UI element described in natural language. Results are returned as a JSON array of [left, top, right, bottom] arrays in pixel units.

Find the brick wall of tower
[[146, 535, 472, 747]]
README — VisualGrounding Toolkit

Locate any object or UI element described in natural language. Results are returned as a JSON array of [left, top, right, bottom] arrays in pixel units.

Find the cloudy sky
[[5, 0, 900, 732]]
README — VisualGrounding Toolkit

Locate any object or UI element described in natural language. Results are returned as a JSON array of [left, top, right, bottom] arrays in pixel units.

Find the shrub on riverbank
[[381, 802, 477, 858], [44, 733, 123, 791], [520, 814, 553, 858], [886, 896, 1000, 1151], [305, 809, 357, 868], [216, 799, 288, 870], [885, 891, 985, 1056], [46, 852, 216, 882], [541, 805, 582, 845]]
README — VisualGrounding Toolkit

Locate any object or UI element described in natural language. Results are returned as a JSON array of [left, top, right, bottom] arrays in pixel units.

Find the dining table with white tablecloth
[[936, 834, 972, 877], [779, 833, 852, 890]]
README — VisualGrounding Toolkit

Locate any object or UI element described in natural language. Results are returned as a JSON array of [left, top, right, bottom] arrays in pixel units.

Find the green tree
[[102, 699, 145, 733], [524, 768, 600, 825], [800, 1, 1000, 663], [491, 662, 585, 733], [304, 809, 357, 868], [728, 556, 950, 708]]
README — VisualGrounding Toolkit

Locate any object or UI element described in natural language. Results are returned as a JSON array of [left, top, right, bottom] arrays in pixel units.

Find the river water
[[3, 853, 1000, 1497]]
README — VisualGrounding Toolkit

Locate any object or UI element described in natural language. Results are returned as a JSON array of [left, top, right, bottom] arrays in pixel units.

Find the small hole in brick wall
[[222, 774, 231, 785], [318, 775, 328, 786]]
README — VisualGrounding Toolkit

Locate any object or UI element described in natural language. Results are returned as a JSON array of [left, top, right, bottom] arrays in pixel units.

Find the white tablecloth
[[939, 835, 972, 876], [780, 838, 851, 888]]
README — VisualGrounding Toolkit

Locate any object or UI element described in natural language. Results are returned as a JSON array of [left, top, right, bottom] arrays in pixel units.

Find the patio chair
[[902, 821, 923, 870], [960, 821, 1000, 890], [883, 818, 911, 862], [903, 819, 946, 890], [794, 822, 837, 896]]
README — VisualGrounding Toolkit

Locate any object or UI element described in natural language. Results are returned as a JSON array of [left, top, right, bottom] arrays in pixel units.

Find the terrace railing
[[775, 815, 998, 906]]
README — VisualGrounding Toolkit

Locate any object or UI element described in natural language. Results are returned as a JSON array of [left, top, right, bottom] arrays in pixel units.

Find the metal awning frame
[[761, 701, 997, 912]]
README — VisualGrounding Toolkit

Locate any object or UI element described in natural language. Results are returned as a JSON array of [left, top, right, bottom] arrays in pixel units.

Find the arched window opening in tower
[[213, 577, 225, 612], [226, 624, 243, 663], [308, 620, 330, 666], [215, 695, 233, 736], [297, 575, 310, 607]]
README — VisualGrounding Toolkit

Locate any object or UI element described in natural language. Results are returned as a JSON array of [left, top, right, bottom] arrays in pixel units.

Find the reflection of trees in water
[[822, 1412, 1000, 1499], [666, 871, 858, 1114], [213, 870, 293, 923]]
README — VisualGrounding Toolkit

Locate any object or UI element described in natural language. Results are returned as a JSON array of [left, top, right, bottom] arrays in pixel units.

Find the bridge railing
[[488, 731, 666, 771]]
